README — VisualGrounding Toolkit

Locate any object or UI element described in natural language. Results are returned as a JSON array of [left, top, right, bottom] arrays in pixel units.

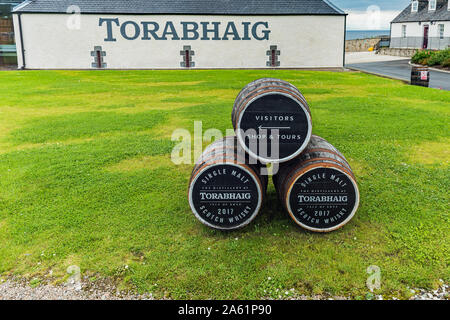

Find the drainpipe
[[389, 22, 392, 49], [17, 13, 26, 69], [343, 14, 347, 68]]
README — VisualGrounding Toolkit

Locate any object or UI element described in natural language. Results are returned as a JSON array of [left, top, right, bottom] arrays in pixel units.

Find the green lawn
[[0, 70, 448, 299]]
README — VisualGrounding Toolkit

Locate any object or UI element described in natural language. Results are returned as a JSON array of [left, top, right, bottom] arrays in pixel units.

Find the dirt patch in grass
[[410, 139, 449, 166], [10, 111, 168, 144], [347, 159, 373, 177]]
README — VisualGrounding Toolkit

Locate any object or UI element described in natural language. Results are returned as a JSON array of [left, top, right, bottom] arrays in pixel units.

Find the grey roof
[[0, 0, 22, 4], [392, 0, 450, 23], [13, 0, 345, 15]]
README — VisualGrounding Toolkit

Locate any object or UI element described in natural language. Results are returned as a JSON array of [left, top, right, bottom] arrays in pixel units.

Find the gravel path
[[409, 282, 449, 301], [0, 277, 153, 300], [0, 277, 447, 300]]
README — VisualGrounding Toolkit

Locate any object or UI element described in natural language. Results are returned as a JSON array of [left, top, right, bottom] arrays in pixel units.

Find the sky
[[332, 0, 411, 30]]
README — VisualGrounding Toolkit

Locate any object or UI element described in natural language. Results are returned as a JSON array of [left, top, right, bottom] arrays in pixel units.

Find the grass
[[0, 70, 448, 299]]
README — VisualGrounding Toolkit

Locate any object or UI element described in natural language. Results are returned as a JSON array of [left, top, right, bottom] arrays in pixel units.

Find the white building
[[12, 0, 346, 69], [391, 0, 450, 50]]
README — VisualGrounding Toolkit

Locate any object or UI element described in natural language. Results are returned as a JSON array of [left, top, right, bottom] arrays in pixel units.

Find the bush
[[411, 50, 433, 64], [442, 58, 450, 68], [427, 49, 450, 66], [412, 49, 450, 67]]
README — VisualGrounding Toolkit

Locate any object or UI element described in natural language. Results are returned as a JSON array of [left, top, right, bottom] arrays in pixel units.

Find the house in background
[[391, 0, 450, 50], [0, 0, 20, 66]]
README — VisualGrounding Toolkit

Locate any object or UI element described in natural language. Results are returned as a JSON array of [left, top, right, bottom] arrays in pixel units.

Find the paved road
[[346, 59, 450, 91]]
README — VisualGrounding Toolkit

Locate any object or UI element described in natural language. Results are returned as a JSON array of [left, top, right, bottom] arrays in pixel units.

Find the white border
[[236, 92, 312, 164], [188, 163, 263, 231]]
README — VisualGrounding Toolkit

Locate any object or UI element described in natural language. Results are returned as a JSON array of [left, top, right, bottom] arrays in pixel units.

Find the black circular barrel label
[[237, 93, 311, 162], [288, 167, 358, 232], [189, 164, 262, 230]]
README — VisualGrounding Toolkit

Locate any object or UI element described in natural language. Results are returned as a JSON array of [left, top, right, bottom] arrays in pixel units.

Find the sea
[[346, 30, 391, 40]]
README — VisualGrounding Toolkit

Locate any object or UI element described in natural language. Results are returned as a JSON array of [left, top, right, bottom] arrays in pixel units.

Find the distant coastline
[[346, 30, 390, 40]]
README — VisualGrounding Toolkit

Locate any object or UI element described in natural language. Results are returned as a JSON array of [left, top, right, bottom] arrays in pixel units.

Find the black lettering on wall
[[120, 21, 140, 40], [99, 18, 119, 42]]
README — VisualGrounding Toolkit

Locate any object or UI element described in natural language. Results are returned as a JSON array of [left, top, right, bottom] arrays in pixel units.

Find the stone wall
[[345, 38, 380, 52], [378, 48, 416, 57]]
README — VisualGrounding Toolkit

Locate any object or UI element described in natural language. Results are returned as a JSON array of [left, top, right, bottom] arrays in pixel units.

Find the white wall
[[391, 22, 422, 38], [391, 21, 450, 49], [13, 13, 345, 69], [392, 21, 450, 38], [438, 21, 450, 37]]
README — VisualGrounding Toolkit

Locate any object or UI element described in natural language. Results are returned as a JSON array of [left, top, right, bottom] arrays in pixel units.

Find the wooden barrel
[[411, 66, 430, 87], [189, 136, 268, 230], [232, 78, 312, 163], [273, 135, 359, 232]]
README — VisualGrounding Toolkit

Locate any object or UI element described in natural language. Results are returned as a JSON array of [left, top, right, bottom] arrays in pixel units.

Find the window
[[270, 49, 276, 66], [429, 0, 436, 11], [411, 1, 419, 12], [439, 24, 444, 39], [266, 45, 280, 67], [185, 49, 191, 68], [402, 25, 407, 38], [180, 46, 195, 68], [91, 46, 106, 68]]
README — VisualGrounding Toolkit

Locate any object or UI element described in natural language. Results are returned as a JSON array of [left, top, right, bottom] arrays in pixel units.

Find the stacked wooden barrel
[[231, 78, 312, 163], [273, 135, 359, 232], [188, 78, 359, 232], [188, 136, 268, 230]]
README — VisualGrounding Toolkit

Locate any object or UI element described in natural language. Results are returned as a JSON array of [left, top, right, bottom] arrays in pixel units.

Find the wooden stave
[[274, 135, 353, 199], [232, 78, 311, 130], [188, 155, 268, 230], [190, 137, 268, 193], [232, 78, 310, 126], [273, 135, 359, 232], [190, 153, 268, 195], [274, 156, 354, 203], [232, 79, 313, 163], [190, 156, 267, 193], [191, 137, 267, 187], [275, 139, 355, 200], [278, 159, 356, 210]]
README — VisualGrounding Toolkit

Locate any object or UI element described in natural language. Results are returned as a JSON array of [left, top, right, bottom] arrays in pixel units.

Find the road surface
[[346, 59, 450, 91]]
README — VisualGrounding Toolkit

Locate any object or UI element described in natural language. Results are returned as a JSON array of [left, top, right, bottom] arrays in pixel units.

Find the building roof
[[392, 0, 450, 23], [0, 0, 21, 6], [13, 0, 345, 15], [0, 0, 21, 4]]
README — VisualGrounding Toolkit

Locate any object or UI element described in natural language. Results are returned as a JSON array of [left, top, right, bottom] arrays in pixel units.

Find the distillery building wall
[[13, 14, 345, 69]]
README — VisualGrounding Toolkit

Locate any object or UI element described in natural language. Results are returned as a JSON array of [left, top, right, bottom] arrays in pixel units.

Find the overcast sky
[[332, 0, 411, 30]]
